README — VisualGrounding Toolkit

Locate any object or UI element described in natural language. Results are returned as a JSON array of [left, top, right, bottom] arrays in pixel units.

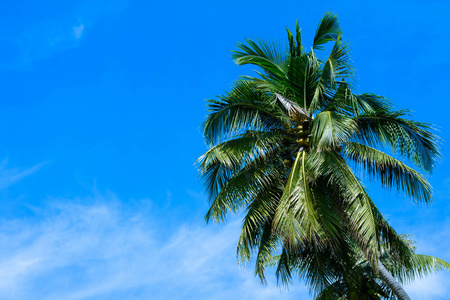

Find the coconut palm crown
[[197, 12, 441, 298]]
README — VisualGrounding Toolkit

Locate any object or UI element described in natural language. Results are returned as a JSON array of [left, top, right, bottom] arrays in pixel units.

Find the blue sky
[[0, 0, 449, 299]]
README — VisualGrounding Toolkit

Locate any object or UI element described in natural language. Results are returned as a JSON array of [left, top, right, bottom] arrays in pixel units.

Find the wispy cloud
[[405, 273, 450, 300], [0, 194, 308, 300], [1, 0, 127, 70], [0, 189, 447, 299], [73, 24, 85, 40], [6, 19, 86, 70], [0, 159, 47, 189]]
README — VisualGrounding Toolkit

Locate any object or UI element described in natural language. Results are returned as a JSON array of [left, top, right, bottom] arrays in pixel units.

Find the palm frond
[[311, 151, 379, 263], [254, 220, 279, 283], [238, 178, 282, 264], [276, 93, 310, 119], [399, 254, 450, 283], [313, 12, 342, 50], [353, 110, 441, 172], [379, 235, 450, 285], [283, 51, 322, 109], [204, 155, 283, 222], [344, 141, 432, 203], [203, 80, 287, 145], [310, 37, 354, 112], [311, 111, 356, 150], [273, 151, 323, 244], [271, 247, 294, 287], [232, 39, 287, 79], [197, 130, 284, 200]]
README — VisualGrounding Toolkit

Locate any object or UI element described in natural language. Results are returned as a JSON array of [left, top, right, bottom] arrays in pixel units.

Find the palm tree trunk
[[377, 259, 411, 300]]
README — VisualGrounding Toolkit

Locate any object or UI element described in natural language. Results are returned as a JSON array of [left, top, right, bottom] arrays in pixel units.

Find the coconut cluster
[[295, 119, 310, 147], [282, 119, 311, 168]]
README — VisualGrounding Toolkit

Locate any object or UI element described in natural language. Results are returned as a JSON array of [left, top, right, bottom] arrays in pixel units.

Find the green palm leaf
[[344, 141, 432, 203], [313, 12, 342, 50], [353, 110, 441, 172]]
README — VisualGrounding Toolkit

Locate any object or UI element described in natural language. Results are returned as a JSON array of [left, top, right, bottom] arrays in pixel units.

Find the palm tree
[[197, 12, 441, 299]]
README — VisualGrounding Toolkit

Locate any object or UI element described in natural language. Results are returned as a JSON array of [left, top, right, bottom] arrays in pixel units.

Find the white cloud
[[0, 159, 47, 189], [1, 0, 128, 70], [73, 24, 85, 40], [405, 273, 450, 300], [15, 20, 86, 66], [0, 190, 447, 299], [0, 194, 309, 300]]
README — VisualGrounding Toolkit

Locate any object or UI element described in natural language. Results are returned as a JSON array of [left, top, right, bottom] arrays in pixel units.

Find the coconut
[[296, 138, 305, 146]]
